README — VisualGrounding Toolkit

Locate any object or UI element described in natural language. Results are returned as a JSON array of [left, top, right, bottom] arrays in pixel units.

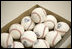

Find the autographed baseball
[[21, 16, 35, 30], [1, 33, 13, 48], [21, 31, 37, 47], [9, 24, 24, 39], [44, 15, 57, 29], [13, 41, 24, 48], [54, 22, 70, 36], [33, 23, 49, 38], [45, 31, 61, 47], [33, 39, 50, 48], [31, 8, 47, 23]]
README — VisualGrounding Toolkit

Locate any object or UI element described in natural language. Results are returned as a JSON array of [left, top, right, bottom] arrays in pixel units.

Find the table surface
[[1, 1, 71, 48]]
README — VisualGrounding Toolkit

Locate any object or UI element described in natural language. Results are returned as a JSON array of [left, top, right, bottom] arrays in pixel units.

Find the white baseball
[[9, 24, 24, 39], [45, 31, 61, 47], [33, 23, 49, 38], [33, 39, 50, 48], [21, 16, 35, 30], [13, 41, 24, 48], [1, 33, 13, 48], [21, 31, 37, 47], [44, 15, 57, 29], [54, 22, 70, 36], [31, 8, 47, 23]]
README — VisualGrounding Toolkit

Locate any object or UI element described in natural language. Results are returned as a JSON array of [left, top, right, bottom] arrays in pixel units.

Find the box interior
[[1, 4, 71, 48]]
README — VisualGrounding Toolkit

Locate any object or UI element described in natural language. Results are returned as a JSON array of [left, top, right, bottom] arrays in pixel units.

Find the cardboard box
[[1, 4, 71, 48]]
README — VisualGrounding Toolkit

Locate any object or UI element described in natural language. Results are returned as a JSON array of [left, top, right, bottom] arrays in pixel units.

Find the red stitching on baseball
[[21, 37, 34, 43], [44, 40, 49, 48], [52, 32, 58, 46], [9, 29, 22, 37], [45, 20, 55, 29], [27, 20, 32, 30], [41, 26, 47, 38], [54, 28, 66, 33], [32, 12, 41, 23], [42, 8, 46, 16], [14, 24, 24, 28], [6, 34, 10, 48]]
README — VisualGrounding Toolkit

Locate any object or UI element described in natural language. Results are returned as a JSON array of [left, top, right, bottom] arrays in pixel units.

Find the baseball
[[45, 31, 61, 47], [33, 23, 49, 38], [54, 22, 70, 36], [21, 16, 35, 30], [13, 41, 24, 48], [31, 8, 47, 23], [9, 24, 24, 39], [44, 15, 57, 29], [21, 31, 37, 47], [1, 33, 13, 48], [33, 39, 50, 48]]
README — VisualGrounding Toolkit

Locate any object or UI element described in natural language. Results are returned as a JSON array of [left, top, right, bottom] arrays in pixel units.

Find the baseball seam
[[26, 20, 32, 30], [41, 26, 47, 38], [45, 20, 55, 29], [9, 29, 22, 38], [21, 37, 34, 43], [44, 40, 49, 48], [6, 34, 10, 48], [52, 32, 58, 46], [42, 8, 46, 16], [32, 12, 41, 23], [54, 28, 66, 33], [13, 42, 15, 48], [15, 24, 24, 28]]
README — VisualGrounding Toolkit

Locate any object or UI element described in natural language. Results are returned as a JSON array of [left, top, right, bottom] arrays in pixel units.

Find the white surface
[[1, 1, 71, 48]]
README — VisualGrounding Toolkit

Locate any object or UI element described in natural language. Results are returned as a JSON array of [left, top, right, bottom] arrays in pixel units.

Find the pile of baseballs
[[1, 8, 70, 48]]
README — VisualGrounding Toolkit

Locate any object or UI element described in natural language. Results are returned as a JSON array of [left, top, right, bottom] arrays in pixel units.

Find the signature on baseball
[[57, 23, 61, 29], [24, 18, 30, 22]]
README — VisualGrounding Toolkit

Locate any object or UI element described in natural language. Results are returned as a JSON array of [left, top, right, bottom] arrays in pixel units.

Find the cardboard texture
[[1, 4, 71, 48]]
